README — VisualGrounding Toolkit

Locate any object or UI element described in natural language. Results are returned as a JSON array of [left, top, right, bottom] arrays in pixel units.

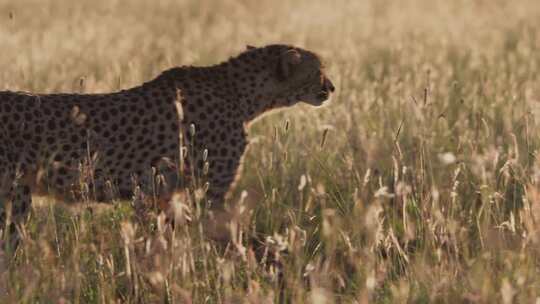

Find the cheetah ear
[[278, 49, 302, 80], [246, 45, 256, 50]]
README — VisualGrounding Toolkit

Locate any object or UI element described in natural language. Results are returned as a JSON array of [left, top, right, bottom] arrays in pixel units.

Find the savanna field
[[1, 0, 540, 303]]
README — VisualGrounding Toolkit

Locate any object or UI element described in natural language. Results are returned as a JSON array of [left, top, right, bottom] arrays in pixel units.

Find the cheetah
[[0, 44, 334, 239]]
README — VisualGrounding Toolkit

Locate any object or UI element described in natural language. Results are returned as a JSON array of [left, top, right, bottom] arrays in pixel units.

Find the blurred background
[[1, 0, 540, 302], [1, 0, 538, 91]]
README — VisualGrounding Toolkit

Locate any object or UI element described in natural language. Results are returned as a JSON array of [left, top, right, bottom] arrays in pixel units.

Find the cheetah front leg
[[204, 157, 243, 210]]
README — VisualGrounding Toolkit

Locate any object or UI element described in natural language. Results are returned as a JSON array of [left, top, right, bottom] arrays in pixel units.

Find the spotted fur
[[0, 44, 334, 234]]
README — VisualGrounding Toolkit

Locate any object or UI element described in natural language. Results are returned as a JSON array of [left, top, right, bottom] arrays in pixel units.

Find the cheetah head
[[274, 46, 335, 106]]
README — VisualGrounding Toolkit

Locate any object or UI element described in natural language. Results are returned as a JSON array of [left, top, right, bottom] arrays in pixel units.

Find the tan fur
[[0, 44, 334, 230]]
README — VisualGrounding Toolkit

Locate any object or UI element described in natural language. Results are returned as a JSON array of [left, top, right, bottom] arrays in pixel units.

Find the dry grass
[[1, 0, 540, 302]]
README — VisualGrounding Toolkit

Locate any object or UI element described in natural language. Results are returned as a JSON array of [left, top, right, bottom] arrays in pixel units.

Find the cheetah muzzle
[[0, 44, 334, 240]]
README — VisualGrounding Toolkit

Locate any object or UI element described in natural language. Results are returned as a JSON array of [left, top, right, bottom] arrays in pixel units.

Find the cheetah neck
[[152, 55, 294, 124], [225, 63, 294, 124]]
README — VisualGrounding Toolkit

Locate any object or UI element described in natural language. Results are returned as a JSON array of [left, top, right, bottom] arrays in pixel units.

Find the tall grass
[[1, 0, 540, 302]]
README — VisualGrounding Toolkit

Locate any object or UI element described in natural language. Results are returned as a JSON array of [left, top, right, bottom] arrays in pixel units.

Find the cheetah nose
[[324, 78, 335, 93]]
